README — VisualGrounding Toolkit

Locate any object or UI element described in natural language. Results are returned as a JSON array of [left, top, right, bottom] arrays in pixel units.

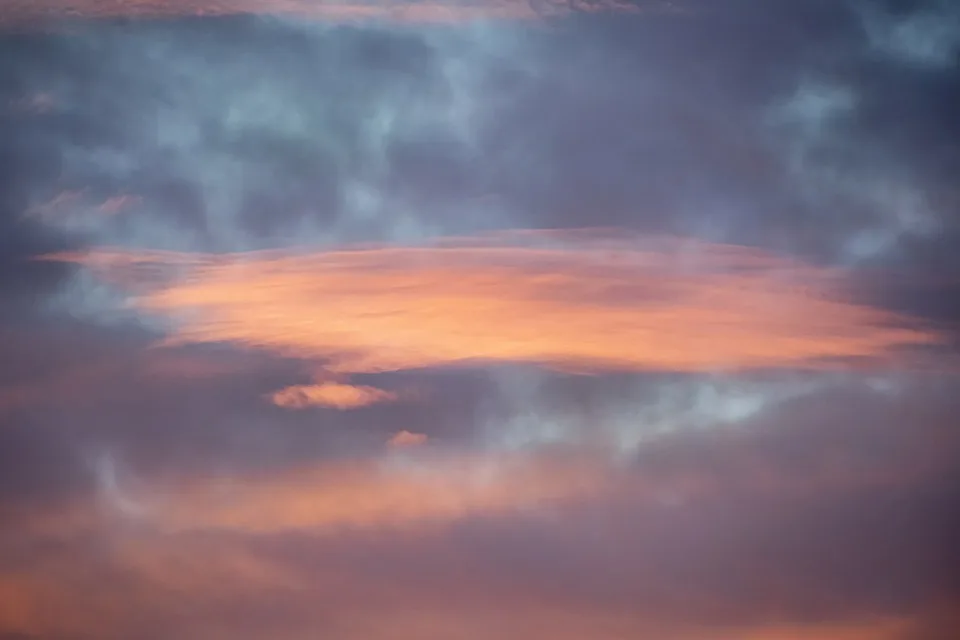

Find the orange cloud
[[110, 451, 608, 534], [48, 230, 941, 375], [335, 615, 915, 640], [389, 430, 429, 447], [4, 423, 955, 639], [0, 501, 930, 640], [102, 409, 958, 535], [724, 620, 913, 640], [0, 536, 920, 640], [0, 535, 308, 640], [270, 381, 398, 409]]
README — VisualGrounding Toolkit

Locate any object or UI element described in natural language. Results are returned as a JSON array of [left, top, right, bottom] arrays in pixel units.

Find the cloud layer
[[0, 0, 682, 27], [2, 2, 959, 640], [3, 375, 959, 640], [49, 230, 942, 374]]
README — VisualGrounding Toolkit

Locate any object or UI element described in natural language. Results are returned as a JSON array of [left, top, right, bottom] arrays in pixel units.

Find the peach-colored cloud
[[270, 381, 398, 409], [389, 429, 428, 447], [0, 527, 926, 640], [133, 451, 607, 533], [48, 230, 942, 375], [726, 620, 913, 640], [100, 412, 959, 536], [3, 418, 956, 639], [0, 547, 917, 640], [334, 615, 915, 640], [0, 535, 308, 640]]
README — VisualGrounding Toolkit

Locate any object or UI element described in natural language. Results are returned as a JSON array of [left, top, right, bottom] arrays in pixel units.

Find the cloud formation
[[389, 429, 428, 446], [4, 375, 959, 640], [47, 230, 942, 375], [2, 3, 960, 640], [0, 0, 681, 26], [270, 381, 399, 409], [101, 449, 609, 533]]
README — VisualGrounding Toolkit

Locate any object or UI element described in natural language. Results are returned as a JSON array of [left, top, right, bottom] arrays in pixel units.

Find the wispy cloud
[[270, 381, 399, 409], [0, 536, 920, 640], [0, 0, 683, 26], [4, 415, 954, 639], [46, 230, 942, 375], [105, 450, 607, 533]]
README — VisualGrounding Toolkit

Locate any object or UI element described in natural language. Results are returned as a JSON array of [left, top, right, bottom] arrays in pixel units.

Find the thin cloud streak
[[104, 451, 609, 534], [0, 0, 680, 26], [48, 230, 942, 375], [0, 535, 920, 640], [270, 381, 399, 409], [112, 447, 940, 535]]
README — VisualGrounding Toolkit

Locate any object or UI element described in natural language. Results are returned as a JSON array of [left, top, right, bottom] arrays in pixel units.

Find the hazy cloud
[[2, 2, 959, 639]]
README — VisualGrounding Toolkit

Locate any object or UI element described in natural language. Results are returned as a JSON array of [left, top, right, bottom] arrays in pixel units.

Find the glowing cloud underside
[[50, 230, 939, 374]]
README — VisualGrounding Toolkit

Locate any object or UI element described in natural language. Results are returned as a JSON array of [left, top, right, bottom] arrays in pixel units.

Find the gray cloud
[[2, 3, 956, 266]]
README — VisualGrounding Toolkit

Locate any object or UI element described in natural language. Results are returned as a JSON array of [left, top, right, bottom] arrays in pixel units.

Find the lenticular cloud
[[46, 229, 941, 374]]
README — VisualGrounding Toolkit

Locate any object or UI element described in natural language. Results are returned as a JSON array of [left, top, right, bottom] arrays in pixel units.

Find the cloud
[[46, 230, 943, 374], [0, 0, 682, 27], [5, 2, 956, 294], [481, 368, 827, 453], [3, 376, 959, 639], [389, 429, 428, 446], [270, 381, 399, 409], [2, 5, 960, 640], [857, 0, 960, 69], [767, 78, 943, 265], [753, 1, 960, 272], [55, 374, 960, 538], [109, 449, 609, 533], [0, 533, 921, 640]]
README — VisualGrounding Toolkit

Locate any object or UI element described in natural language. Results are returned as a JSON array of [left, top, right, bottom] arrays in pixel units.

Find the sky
[[1, 1, 959, 639]]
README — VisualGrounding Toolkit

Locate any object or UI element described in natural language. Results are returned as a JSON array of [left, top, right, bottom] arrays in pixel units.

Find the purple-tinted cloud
[[1, 2, 959, 639]]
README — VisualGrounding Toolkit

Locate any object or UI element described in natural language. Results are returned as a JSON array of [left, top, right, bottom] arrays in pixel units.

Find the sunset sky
[[1, 1, 959, 639]]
